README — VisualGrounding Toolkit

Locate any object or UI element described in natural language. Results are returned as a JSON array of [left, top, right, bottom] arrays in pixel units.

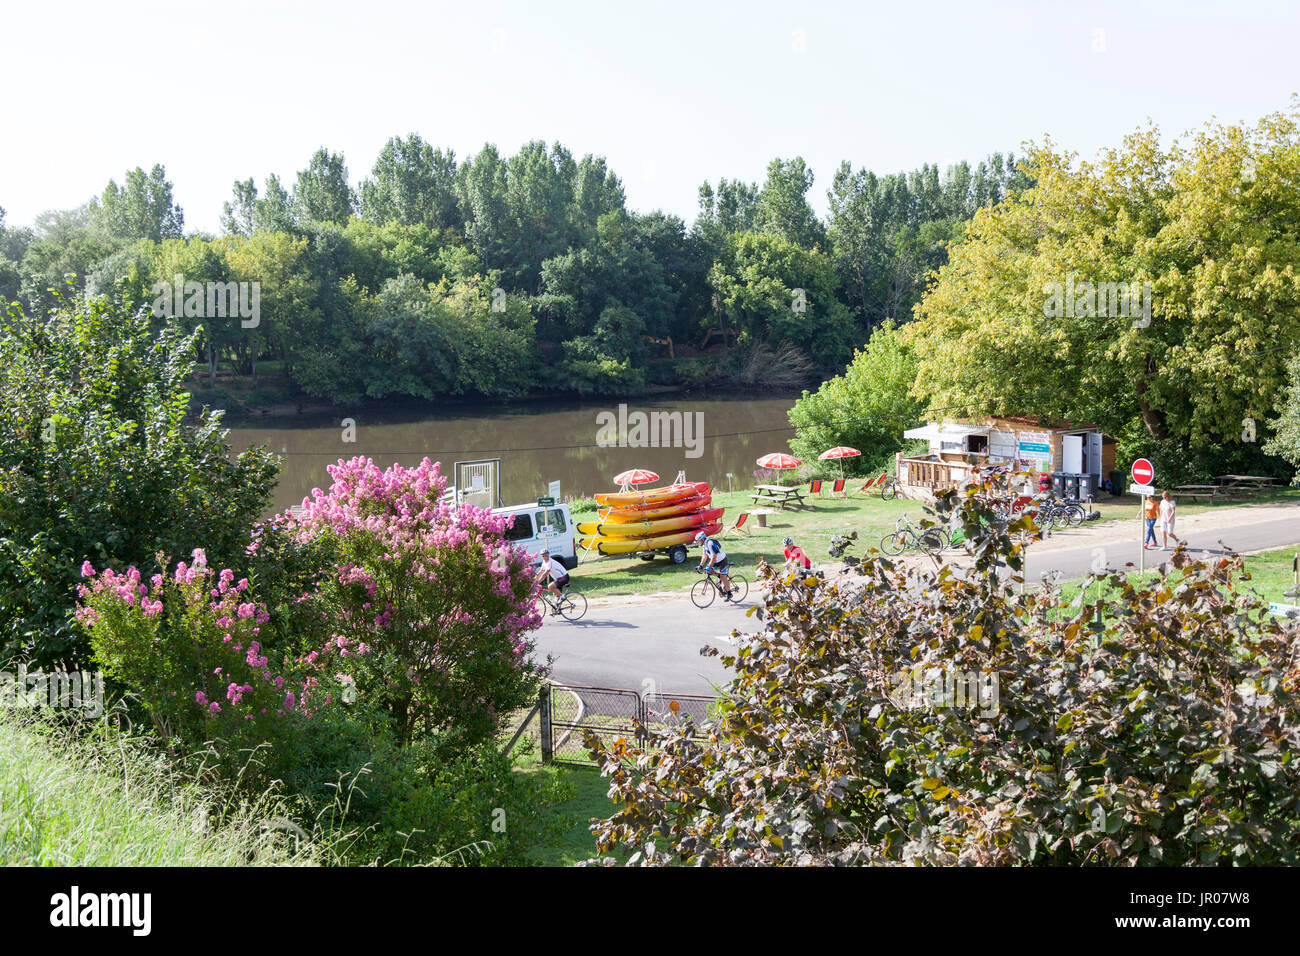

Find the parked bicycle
[[880, 515, 947, 556], [691, 567, 750, 608], [1027, 495, 1089, 531], [880, 475, 900, 500], [539, 586, 588, 621]]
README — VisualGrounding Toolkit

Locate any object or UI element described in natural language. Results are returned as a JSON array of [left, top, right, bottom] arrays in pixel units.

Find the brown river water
[[225, 393, 799, 513]]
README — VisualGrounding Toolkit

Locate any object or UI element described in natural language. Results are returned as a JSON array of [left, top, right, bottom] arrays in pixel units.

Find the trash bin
[[1038, 473, 1052, 492], [1109, 470, 1124, 497], [1064, 474, 1081, 500], [1051, 472, 1067, 497], [1079, 473, 1099, 500]]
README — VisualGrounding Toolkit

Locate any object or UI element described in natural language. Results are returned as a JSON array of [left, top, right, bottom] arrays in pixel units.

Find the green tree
[[0, 293, 278, 667], [709, 231, 855, 366], [93, 164, 184, 242], [1263, 351, 1300, 470], [293, 148, 355, 226], [221, 174, 297, 237], [755, 156, 824, 249], [359, 134, 461, 231], [788, 321, 922, 474]]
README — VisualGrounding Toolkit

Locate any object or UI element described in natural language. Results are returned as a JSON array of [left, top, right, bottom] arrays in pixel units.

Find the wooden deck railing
[[896, 455, 976, 493]]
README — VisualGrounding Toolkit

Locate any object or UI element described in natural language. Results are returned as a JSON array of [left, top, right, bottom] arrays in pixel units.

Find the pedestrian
[[783, 536, 811, 570], [1142, 494, 1159, 549], [1158, 490, 1181, 550]]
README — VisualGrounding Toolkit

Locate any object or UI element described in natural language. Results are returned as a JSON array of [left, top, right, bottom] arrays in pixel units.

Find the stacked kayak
[[579, 482, 724, 556]]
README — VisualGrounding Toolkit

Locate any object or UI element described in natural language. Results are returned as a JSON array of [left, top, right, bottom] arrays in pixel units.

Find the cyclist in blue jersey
[[694, 530, 735, 600]]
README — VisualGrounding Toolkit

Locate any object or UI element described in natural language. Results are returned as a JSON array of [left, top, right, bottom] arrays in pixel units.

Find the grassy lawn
[[567, 485, 1300, 600], [1057, 544, 1300, 615], [570, 488, 923, 599]]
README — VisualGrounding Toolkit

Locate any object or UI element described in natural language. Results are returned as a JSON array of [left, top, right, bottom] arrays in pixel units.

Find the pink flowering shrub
[[289, 456, 545, 749], [77, 548, 351, 757]]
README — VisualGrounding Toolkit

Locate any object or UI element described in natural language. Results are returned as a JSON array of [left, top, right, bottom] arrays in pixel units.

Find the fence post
[[539, 684, 552, 764]]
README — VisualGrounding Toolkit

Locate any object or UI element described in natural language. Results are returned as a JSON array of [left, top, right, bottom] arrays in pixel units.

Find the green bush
[[0, 293, 278, 668], [587, 492, 1300, 866]]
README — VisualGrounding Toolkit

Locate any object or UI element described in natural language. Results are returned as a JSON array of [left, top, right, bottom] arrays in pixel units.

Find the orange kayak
[[595, 482, 709, 508], [599, 494, 711, 522], [578, 507, 724, 538]]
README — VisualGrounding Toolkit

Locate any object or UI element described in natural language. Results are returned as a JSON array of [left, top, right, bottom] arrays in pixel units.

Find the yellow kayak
[[577, 507, 724, 538], [580, 522, 722, 556]]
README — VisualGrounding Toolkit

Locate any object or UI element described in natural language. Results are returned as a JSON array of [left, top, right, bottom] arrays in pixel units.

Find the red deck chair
[[720, 511, 751, 538], [858, 473, 886, 496], [831, 478, 847, 497], [809, 478, 824, 497]]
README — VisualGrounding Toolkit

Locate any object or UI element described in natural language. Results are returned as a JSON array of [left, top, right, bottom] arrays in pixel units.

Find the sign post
[[1130, 459, 1155, 576]]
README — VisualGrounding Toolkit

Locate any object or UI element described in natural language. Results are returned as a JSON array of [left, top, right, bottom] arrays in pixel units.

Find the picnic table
[[750, 483, 807, 510], [1216, 474, 1281, 491]]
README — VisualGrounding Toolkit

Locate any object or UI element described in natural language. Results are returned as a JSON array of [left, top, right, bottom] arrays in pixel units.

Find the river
[[225, 393, 799, 513]]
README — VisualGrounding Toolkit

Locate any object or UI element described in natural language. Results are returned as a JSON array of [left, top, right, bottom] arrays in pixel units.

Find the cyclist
[[694, 530, 734, 600], [783, 536, 811, 571], [534, 549, 570, 611]]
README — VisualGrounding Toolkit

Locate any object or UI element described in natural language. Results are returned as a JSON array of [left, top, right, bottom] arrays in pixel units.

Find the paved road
[[534, 515, 1300, 695]]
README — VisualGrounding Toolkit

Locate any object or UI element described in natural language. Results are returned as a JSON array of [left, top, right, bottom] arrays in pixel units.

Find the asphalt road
[[533, 514, 1300, 696]]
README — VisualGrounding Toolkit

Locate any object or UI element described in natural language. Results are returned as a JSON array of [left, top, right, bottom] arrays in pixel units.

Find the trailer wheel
[[668, 545, 688, 565]]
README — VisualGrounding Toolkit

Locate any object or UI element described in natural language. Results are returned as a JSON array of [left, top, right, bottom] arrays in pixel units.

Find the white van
[[493, 502, 578, 570]]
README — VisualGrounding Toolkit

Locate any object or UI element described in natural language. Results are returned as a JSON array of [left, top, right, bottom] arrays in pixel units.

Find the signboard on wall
[[1017, 431, 1052, 468]]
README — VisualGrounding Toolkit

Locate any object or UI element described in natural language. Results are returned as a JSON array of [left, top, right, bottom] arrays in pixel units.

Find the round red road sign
[[1130, 458, 1155, 485]]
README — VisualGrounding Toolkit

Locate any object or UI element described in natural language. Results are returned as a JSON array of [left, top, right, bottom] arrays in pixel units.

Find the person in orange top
[[1142, 494, 1159, 549]]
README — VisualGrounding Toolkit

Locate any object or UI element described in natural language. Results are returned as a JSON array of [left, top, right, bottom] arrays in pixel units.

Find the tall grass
[[0, 710, 330, 866]]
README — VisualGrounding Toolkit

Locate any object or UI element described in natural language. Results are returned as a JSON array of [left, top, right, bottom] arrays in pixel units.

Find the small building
[[897, 415, 1116, 496]]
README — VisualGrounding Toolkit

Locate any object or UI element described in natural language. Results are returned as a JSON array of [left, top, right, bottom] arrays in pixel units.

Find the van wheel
[[668, 545, 688, 565]]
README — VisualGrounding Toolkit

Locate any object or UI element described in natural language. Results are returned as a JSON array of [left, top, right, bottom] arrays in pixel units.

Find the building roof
[[960, 415, 1101, 432]]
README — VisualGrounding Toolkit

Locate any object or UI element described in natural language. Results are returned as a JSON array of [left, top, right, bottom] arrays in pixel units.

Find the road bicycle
[[691, 566, 750, 608], [539, 586, 588, 621], [880, 515, 947, 556]]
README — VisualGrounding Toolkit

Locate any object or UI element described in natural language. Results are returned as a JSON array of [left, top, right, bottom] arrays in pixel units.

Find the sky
[[1, 0, 1296, 234]]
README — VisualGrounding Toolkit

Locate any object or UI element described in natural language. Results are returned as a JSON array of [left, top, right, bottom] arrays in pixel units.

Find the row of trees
[[0, 139, 1027, 401]]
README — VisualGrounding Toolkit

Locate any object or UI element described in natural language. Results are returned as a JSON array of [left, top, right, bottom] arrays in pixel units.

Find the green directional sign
[[537, 496, 555, 507]]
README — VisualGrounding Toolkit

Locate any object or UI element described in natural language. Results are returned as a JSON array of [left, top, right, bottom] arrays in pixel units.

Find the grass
[[1056, 544, 1300, 619], [0, 711, 326, 866], [567, 485, 1300, 600]]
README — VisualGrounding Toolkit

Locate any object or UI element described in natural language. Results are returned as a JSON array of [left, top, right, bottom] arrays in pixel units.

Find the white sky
[[1, 0, 1296, 234]]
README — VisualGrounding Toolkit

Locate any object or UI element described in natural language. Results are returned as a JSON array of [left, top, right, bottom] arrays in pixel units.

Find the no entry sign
[[1130, 458, 1155, 486]]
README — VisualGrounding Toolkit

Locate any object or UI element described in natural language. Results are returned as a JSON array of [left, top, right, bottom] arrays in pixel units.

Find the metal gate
[[453, 458, 501, 510], [542, 684, 716, 765]]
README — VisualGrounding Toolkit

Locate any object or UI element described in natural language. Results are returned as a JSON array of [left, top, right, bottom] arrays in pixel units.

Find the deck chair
[[809, 478, 824, 497], [720, 510, 752, 537], [857, 473, 885, 496], [831, 478, 847, 497]]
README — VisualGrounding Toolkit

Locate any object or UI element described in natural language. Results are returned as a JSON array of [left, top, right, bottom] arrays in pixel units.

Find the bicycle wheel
[[882, 482, 897, 501], [727, 574, 749, 603], [880, 532, 906, 555], [559, 591, 587, 621], [918, 529, 946, 555], [691, 578, 716, 608], [1065, 505, 1087, 527]]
